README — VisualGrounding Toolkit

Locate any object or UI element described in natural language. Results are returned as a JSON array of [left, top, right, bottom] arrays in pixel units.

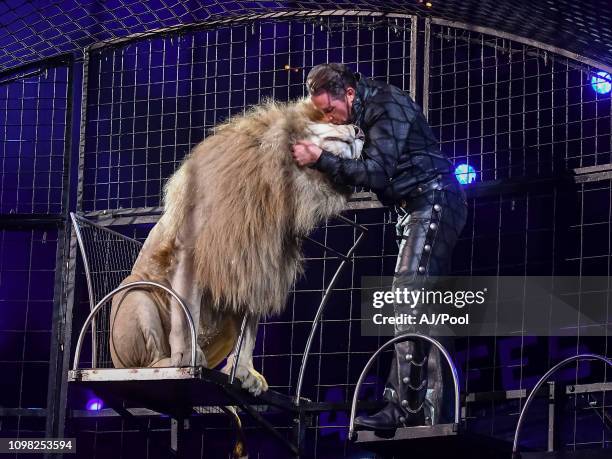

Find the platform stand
[[68, 212, 369, 458], [348, 351, 612, 458], [348, 333, 515, 458]]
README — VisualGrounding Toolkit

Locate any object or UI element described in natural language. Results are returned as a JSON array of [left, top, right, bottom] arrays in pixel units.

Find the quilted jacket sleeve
[[312, 98, 412, 191]]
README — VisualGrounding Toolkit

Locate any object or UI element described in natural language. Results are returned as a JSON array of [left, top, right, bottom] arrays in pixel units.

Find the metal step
[[68, 366, 299, 419], [353, 423, 514, 458], [518, 450, 612, 459], [354, 422, 459, 443]]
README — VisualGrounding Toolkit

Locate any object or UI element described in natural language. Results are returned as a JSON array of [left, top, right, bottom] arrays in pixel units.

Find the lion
[[109, 98, 364, 398]]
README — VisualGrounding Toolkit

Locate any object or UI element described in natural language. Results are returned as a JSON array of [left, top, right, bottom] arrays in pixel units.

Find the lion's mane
[[157, 99, 351, 316]]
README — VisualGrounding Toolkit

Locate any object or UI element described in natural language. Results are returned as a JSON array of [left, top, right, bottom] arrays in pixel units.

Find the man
[[291, 63, 468, 430]]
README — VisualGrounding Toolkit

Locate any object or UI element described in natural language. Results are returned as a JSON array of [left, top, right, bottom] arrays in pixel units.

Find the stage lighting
[[591, 71, 611, 95], [86, 398, 103, 411], [455, 163, 476, 184]]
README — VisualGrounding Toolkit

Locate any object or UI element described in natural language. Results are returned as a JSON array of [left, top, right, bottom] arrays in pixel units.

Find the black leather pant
[[383, 174, 468, 425]]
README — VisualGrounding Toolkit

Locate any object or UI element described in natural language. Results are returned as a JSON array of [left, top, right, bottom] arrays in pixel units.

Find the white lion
[[109, 98, 363, 397]]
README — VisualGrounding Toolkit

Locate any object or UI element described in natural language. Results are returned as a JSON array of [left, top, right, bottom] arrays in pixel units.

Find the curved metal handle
[[295, 214, 368, 405], [512, 353, 612, 456], [70, 212, 98, 367], [348, 333, 460, 440], [72, 280, 197, 370]]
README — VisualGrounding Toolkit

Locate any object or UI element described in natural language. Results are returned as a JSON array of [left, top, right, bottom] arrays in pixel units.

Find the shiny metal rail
[[72, 280, 197, 370], [294, 214, 368, 405], [348, 333, 460, 440], [512, 353, 612, 457], [70, 211, 143, 367]]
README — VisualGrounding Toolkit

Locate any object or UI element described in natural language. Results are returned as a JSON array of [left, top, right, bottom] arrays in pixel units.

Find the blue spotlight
[[591, 71, 611, 95], [86, 398, 103, 411], [454, 163, 476, 185]]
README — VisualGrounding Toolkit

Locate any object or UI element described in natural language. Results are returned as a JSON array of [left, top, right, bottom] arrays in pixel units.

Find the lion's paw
[[226, 365, 269, 397], [248, 367, 269, 394], [170, 348, 207, 367]]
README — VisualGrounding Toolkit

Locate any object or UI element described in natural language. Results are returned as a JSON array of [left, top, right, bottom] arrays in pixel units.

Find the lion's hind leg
[[110, 288, 171, 368]]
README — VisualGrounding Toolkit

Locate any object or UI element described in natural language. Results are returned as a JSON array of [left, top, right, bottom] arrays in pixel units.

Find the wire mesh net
[[0, 2, 610, 455], [77, 15, 415, 429], [427, 22, 612, 447], [0, 55, 71, 438], [0, 60, 70, 214], [69, 12, 612, 454], [72, 215, 142, 368], [1, 1, 611, 74], [428, 22, 612, 183], [81, 13, 412, 211], [0, 228, 58, 411]]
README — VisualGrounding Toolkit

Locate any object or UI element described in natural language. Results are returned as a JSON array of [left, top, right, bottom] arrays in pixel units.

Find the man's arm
[[313, 102, 412, 190]]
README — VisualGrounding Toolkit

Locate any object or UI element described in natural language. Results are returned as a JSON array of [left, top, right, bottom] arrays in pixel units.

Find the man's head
[[306, 63, 356, 124]]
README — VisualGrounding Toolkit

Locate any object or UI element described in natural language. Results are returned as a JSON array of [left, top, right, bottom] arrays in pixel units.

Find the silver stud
[[433, 204, 441, 212], [418, 266, 425, 273], [405, 353, 413, 361], [399, 416, 406, 423], [424, 244, 431, 252], [429, 222, 437, 230], [402, 376, 410, 384], [401, 400, 408, 407], [417, 186, 423, 192]]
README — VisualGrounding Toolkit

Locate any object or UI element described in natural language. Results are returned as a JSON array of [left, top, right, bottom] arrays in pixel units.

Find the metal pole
[[45, 54, 75, 440], [295, 216, 368, 405], [230, 315, 248, 384], [69, 212, 98, 366]]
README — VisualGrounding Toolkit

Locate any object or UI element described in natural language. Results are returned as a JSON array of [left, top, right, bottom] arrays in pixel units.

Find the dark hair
[[306, 63, 357, 99]]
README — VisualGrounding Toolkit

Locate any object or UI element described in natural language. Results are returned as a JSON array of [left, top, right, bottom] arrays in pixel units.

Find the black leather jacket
[[313, 73, 455, 206]]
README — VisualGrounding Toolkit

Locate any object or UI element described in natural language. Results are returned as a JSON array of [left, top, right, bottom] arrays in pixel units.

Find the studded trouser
[[383, 176, 468, 425]]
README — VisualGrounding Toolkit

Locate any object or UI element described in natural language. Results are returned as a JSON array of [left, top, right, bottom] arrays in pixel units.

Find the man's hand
[[291, 140, 322, 167]]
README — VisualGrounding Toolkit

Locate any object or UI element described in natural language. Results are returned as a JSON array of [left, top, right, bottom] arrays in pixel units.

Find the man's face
[[310, 87, 355, 124]]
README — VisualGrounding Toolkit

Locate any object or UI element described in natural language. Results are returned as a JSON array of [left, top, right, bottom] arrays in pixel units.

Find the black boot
[[354, 400, 424, 430], [354, 340, 429, 431]]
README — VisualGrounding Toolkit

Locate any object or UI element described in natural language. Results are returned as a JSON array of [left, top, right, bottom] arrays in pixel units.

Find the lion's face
[[303, 123, 364, 160]]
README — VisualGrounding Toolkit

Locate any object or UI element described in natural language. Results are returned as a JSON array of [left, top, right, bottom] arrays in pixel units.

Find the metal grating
[[0, 60, 70, 214], [72, 215, 142, 369], [0, 229, 58, 434], [428, 22, 612, 183], [81, 14, 412, 211], [0, 54, 72, 441], [66, 12, 612, 456], [0, 1, 611, 73], [0, 3, 607, 456], [427, 21, 612, 450]]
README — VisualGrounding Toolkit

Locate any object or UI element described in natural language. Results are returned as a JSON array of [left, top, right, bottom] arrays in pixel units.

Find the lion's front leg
[[169, 243, 207, 367], [221, 314, 268, 396]]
